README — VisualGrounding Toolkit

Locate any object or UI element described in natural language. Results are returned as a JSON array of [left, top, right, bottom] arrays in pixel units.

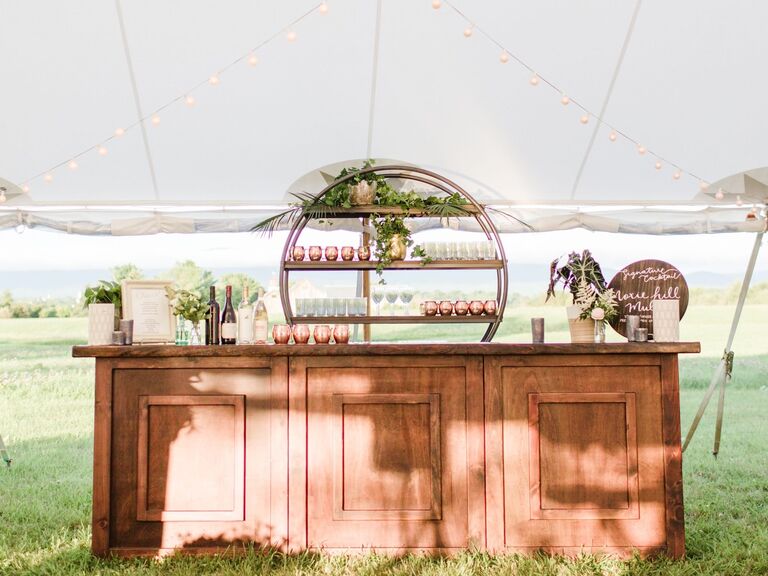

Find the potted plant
[[83, 280, 121, 345], [165, 287, 209, 345], [546, 250, 618, 342]]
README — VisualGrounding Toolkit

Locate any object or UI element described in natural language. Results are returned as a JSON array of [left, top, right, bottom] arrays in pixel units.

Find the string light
[[0, 189, 6, 203], [560, 95, 570, 106], [22, 184, 30, 193], [655, 161, 662, 170], [98, 146, 108, 156], [736, 195, 743, 206], [579, 114, 589, 124], [499, 51, 509, 63], [286, 30, 297, 42], [185, 95, 196, 107], [608, 131, 617, 141], [463, 27, 473, 38], [673, 171, 681, 180], [637, 145, 646, 155], [432, 0, 442, 8], [44, 173, 53, 183], [699, 181, 709, 191], [247, 53, 259, 66], [208, 74, 220, 86], [114, 128, 125, 137], [715, 188, 725, 200], [529, 74, 539, 86], [151, 115, 161, 126], [68, 160, 79, 170], [319, 1, 329, 14]]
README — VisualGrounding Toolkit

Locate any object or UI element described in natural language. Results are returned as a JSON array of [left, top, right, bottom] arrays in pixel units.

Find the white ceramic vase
[[88, 303, 115, 345]]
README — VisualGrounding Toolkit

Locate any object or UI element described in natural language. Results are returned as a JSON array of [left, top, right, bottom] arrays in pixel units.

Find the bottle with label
[[252, 288, 268, 344], [205, 286, 220, 345], [237, 284, 253, 344], [221, 285, 237, 344]]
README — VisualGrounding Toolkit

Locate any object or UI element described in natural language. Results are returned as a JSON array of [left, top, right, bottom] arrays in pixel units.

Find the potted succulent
[[165, 287, 209, 346], [83, 280, 121, 345], [546, 250, 618, 343]]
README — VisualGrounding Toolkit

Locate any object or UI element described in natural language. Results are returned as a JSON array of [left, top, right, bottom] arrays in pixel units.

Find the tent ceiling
[[1, 0, 767, 234]]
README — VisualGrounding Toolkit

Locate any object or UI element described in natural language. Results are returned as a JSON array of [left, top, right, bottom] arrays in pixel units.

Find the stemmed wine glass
[[399, 286, 414, 315], [385, 289, 399, 316], [371, 287, 384, 316]]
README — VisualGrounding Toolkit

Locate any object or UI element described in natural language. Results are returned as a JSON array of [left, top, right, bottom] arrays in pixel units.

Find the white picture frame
[[121, 280, 175, 344]]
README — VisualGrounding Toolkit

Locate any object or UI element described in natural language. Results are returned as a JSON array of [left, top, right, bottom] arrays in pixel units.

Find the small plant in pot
[[546, 250, 618, 342], [83, 281, 121, 345]]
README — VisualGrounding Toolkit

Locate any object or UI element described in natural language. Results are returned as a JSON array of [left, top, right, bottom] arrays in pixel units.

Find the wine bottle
[[205, 286, 220, 345], [252, 287, 268, 344], [221, 285, 237, 345], [237, 284, 253, 344]]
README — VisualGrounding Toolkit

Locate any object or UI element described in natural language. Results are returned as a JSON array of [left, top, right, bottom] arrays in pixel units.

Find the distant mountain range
[[1, 265, 765, 300]]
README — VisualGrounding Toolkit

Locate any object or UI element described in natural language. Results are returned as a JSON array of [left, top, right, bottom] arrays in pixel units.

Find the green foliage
[[546, 249, 608, 303], [111, 263, 144, 283], [371, 214, 412, 282], [216, 273, 263, 306], [411, 244, 432, 265], [82, 280, 121, 309], [165, 260, 215, 298], [165, 287, 209, 322]]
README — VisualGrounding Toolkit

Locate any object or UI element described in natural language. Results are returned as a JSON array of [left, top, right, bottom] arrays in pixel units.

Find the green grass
[[1, 310, 766, 575]]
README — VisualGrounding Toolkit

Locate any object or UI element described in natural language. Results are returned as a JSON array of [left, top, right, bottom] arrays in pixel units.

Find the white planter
[[88, 303, 115, 345], [566, 305, 594, 343]]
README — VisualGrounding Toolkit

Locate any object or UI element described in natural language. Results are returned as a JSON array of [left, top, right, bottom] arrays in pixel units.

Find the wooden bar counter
[[73, 342, 699, 558]]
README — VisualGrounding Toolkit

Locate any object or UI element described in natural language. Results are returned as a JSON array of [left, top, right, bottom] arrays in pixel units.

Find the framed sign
[[121, 280, 175, 344], [607, 260, 688, 338]]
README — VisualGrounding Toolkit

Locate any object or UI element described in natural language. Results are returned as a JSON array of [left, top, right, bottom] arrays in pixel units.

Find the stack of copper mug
[[422, 299, 497, 316], [291, 245, 371, 262], [272, 323, 350, 344]]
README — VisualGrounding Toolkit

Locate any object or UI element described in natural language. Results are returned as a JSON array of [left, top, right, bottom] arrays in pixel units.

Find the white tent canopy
[[1, 0, 767, 234]]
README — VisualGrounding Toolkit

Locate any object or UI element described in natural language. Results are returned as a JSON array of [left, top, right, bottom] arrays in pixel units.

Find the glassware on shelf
[[484, 300, 497, 315], [341, 246, 355, 261], [308, 246, 322, 261], [439, 300, 454, 316], [313, 325, 331, 344], [324, 246, 339, 261], [333, 324, 350, 344], [292, 324, 311, 344], [424, 242, 437, 260], [371, 287, 384, 315], [423, 300, 438, 316], [385, 289, 399, 316], [272, 324, 292, 344], [357, 245, 371, 261], [399, 286, 414, 314], [454, 300, 469, 315], [469, 300, 485, 315], [291, 245, 305, 261], [332, 297, 346, 317]]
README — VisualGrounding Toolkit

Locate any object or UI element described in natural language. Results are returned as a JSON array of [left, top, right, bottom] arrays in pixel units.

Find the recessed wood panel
[[333, 393, 441, 520], [137, 395, 244, 521], [529, 393, 638, 520]]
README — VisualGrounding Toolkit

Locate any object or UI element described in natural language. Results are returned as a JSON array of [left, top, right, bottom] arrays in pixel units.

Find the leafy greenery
[[371, 214, 412, 282], [111, 263, 144, 283], [82, 280, 121, 311], [165, 287, 209, 322], [216, 274, 263, 307], [546, 250, 617, 320], [165, 260, 215, 298], [411, 244, 432, 265]]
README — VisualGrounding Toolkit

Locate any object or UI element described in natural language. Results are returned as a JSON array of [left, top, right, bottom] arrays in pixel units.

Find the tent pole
[[682, 225, 765, 455]]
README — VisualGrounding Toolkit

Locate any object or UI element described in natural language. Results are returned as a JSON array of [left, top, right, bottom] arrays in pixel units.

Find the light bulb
[[185, 95, 196, 107], [715, 188, 725, 200], [736, 195, 743, 206], [114, 127, 125, 137], [15, 223, 25, 234], [248, 53, 259, 66], [0, 190, 6, 203], [529, 74, 539, 86], [579, 114, 589, 124], [608, 131, 617, 141], [319, 1, 329, 14], [98, 146, 108, 156], [673, 171, 681, 180], [499, 51, 509, 64], [22, 184, 30, 193], [68, 160, 78, 170], [44, 173, 53, 183], [655, 161, 662, 170], [208, 74, 220, 86], [286, 30, 297, 42], [699, 181, 709, 191], [463, 27, 473, 38], [432, 0, 441, 9], [637, 145, 646, 155], [151, 115, 161, 126], [560, 95, 570, 106]]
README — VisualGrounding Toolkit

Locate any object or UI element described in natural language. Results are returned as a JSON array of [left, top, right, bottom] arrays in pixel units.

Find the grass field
[[1, 308, 766, 575]]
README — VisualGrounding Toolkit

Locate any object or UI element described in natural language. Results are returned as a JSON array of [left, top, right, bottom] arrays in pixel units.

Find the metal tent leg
[[682, 228, 764, 456]]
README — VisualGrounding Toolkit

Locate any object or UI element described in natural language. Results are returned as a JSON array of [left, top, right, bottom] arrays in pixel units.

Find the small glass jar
[[594, 320, 606, 343]]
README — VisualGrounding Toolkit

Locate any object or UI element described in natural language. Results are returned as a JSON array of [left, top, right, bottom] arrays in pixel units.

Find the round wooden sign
[[607, 259, 689, 338]]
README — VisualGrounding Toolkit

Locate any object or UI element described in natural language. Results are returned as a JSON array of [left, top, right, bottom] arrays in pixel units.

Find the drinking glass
[[485, 240, 496, 260], [385, 289, 399, 316], [424, 241, 437, 259], [399, 286, 414, 315], [371, 287, 384, 316], [357, 297, 367, 316], [435, 242, 447, 260], [295, 298, 305, 317], [333, 297, 346, 317]]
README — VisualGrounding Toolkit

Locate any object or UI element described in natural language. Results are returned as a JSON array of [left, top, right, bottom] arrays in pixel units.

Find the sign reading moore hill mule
[[607, 259, 689, 338]]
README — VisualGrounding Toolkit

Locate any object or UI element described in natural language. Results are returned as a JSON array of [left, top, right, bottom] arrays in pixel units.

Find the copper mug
[[313, 324, 331, 344], [308, 245, 323, 261], [357, 245, 371, 261], [332, 324, 350, 344], [272, 324, 292, 344], [424, 301, 438, 316], [292, 324, 310, 344], [341, 246, 355, 261], [324, 246, 339, 261], [439, 300, 454, 316], [484, 300, 497, 316], [469, 300, 485, 315], [291, 245, 305, 261], [454, 300, 469, 315]]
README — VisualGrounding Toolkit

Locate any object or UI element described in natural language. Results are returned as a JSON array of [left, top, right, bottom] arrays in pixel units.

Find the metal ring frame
[[278, 165, 508, 341]]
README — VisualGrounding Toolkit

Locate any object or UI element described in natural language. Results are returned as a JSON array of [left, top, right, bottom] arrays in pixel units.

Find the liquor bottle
[[252, 288, 268, 344], [205, 286, 220, 345], [237, 284, 253, 344], [221, 285, 237, 345]]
